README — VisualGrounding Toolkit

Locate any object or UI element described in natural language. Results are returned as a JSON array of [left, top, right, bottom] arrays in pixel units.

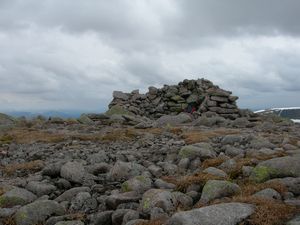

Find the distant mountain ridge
[[4, 111, 85, 119]]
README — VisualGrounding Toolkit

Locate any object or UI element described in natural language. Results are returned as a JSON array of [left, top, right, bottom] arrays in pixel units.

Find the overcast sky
[[1, 0, 300, 112]]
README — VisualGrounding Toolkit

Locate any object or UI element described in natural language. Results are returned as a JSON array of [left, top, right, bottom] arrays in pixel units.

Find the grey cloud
[[0, 1, 300, 112]]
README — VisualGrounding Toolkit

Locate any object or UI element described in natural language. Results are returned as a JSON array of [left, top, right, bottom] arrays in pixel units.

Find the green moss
[[0, 196, 26, 207], [121, 181, 132, 192], [250, 166, 278, 183], [178, 146, 196, 159], [143, 197, 151, 210]]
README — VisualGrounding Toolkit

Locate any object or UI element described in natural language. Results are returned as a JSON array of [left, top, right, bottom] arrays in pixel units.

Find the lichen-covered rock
[[155, 113, 192, 127], [60, 162, 86, 184], [106, 105, 134, 116], [178, 143, 216, 160], [54, 221, 84, 225], [0, 187, 37, 207], [165, 203, 254, 225], [15, 200, 65, 225], [200, 180, 241, 203], [121, 176, 152, 194], [26, 181, 56, 197], [108, 161, 146, 182], [55, 187, 91, 202], [250, 156, 300, 182], [140, 189, 192, 215]]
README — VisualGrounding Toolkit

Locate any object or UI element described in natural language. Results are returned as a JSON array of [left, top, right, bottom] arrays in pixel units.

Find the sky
[[0, 0, 300, 113]]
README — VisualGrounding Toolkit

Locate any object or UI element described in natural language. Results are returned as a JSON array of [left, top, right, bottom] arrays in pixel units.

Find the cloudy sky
[[1, 0, 300, 113]]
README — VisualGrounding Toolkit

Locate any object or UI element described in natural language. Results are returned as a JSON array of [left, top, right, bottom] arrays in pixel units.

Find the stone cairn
[[108, 78, 241, 119]]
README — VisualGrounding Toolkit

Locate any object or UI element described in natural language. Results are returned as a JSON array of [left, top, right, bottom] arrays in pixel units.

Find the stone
[[106, 192, 141, 209], [250, 156, 300, 182], [112, 209, 132, 225], [15, 200, 65, 225], [200, 180, 241, 203], [87, 151, 109, 164], [222, 135, 243, 145], [165, 203, 254, 225], [42, 162, 64, 177], [140, 189, 191, 214], [106, 105, 133, 116], [203, 167, 227, 178], [178, 144, 216, 160], [249, 137, 276, 149], [267, 177, 300, 195], [0, 187, 37, 207], [155, 113, 192, 127], [224, 146, 244, 157], [54, 221, 84, 225], [141, 189, 177, 214], [121, 176, 152, 194], [148, 165, 162, 177], [77, 114, 94, 125], [122, 210, 140, 225], [0, 113, 15, 130], [60, 161, 86, 184], [154, 179, 176, 189], [90, 211, 113, 225], [253, 188, 281, 200], [108, 161, 146, 182], [113, 91, 129, 101], [26, 181, 56, 197], [70, 192, 91, 211], [55, 187, 91, 202], [287, 216, 300, 225]]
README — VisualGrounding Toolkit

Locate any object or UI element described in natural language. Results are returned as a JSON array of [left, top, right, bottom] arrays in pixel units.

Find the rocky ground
[[0, 112, 300, 225]]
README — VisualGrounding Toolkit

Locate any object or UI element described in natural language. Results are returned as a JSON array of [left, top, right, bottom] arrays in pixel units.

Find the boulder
[[121, 176, 152, 194], [60, 162, 86, 184], [55, 187, 91, 202], [250, 156, 300, 182], [15, 200, 65, 225], [178, 144, 216, 160], [200, 180, 241, 203], [108, 161, 146, 182], [106, 192, 141, 209], [155, 113, 192, 127], [54, 221, 84, 225], [106, 105, 133, 116], [252, 188, 281, 200], [165, 203, 254, 225], [0, 187, 37, 207], [26, 181, 56, 197]]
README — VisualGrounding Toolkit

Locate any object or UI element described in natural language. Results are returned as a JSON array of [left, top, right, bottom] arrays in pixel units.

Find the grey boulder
[[200, 180, 241, 203], [165, 203, 254, 225], [15, 200, 65, 225]]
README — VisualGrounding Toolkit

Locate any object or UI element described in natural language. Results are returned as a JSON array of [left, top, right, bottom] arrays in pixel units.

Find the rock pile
[[109, 78, 241, 119]]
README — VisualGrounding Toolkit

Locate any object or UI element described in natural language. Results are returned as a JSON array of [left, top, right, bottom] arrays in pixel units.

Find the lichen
[[250, 166, 278, 183], [121, 181, 132, 192], [0, 196, 25, 208], [143, 197, 151, 210]]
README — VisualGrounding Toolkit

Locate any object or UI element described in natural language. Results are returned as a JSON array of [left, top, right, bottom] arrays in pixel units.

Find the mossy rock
[[105, 105, 134, 116], [249, 166, 279, 183], [0, 195, 26, 208]]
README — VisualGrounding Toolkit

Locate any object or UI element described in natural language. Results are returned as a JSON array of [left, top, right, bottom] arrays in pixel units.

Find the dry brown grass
[[182, 128, 239, 144], [202, 157, 227, 169], [2, 160, 44, 176], [0, 129, 66, 144], [2, 216, 16, 225], [234, 196, 297, 225], [175, 172, 226, 192], [239, 181, 287, 196]]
